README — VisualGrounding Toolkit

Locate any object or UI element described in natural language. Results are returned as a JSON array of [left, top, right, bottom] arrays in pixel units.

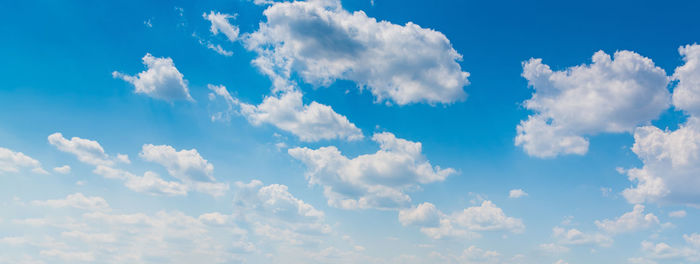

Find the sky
[[1, 0, 700, 263]]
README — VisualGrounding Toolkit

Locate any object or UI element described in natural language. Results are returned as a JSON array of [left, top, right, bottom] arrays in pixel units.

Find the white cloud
[[508, 189, 528, 198], [539, 243, 570, 254], [239, 90, 363, 142], [245, 0, 469, 105], [672, 44, 700, 116], [0, 147, 47, 175], [516, 50, 670, 158], [669, 210, 687, 218], [31, 193, 110, 211], [53, 165, 71, 174], [40, 249, 95, 262], [139, 144, 214, 182], [622, 117, 700, 205], [48, 133, 113, 166], [399, 201, 524, 239], [640, 239, 700, 262], [289, 132, 455, 209], [203, 11, 239, 42], [595, 204, 659, 234], [552, 226, 612, 247], [209, 85, 363, 142], [93, 165, 188, 196], [112, 53, 193, 102], [623, 44, 700, 206], [234, 180, 331, 245]]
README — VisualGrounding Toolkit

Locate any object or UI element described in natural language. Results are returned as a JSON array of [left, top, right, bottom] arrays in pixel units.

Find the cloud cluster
[[516, 50, 670, 158], [623, 44, 700, 206], [113, 53, 193, 102], [399, 201, 524, 239], [245, 0, 469, 105], [289, 132, 455, 209], [49, 133, 227, 196]]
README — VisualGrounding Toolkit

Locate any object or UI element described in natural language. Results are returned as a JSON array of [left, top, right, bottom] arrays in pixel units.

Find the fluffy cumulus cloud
[[31, 193, 110, 211], [516, 50, 670, 158], [93, 165, 189, 196], [0, 147, 47, 175], [53, 165, 71, 174], [239, 90, 363, 142], [48, 133, 127, 166], [203, 11, 239, 42], [551, 226, 612, 247], [245, 0, 469, 105], [209, 85, 363, 142], [112, 53, 193, 102], [0, 182, 367, 264], [288, 132, 455, 209], [399, 201, 524, 239], [672, 44, 700, 116], [509, 189, 528, 198], [623, 44, 700, 206], [49, 133, 226, 196], [637, 236, 700, 263], [594, 204, 659, 234]]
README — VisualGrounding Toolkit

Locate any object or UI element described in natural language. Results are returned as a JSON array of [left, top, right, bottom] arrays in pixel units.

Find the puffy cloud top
[[113, 53, 193, 102], [517, 50, 670, 158], [245, 0, 469, 105]]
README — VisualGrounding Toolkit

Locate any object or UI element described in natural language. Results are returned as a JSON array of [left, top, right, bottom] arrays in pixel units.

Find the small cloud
[[509, 189, 528, 198], [669, 210, 686, 218], [53, 165, 71, 174]]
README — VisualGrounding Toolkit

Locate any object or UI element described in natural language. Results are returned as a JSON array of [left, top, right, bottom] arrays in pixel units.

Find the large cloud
[[594, 204, 659, 234], [245, 0, 469, 105], [516, 50, 670, 158], [203, 11, 239, 42], [0, 147, 47, 175], [622, 44, 700, 206], [398, 201, 524, 239], [288, 132, 455, 210], [112, 53, 193, 102]]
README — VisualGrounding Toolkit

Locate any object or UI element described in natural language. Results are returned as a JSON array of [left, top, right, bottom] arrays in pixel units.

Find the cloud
[[48, 133, 122, 166], [53, 165, 71, 174], [112, 53, 193, 102], [31, 193, 110, 211], [669, 210, 687, 218], [0, 147, 47, 175], [516, 50, 670, 158], [622, 117, 700, 206], [139, 144, 214, 183], [594, 204, 659, 234], [672, 44, 700, 116], [639, 238, 700, 262], [238, 90, 363, 142], [233, 180, 331, 245], [245, 0, 469, 105], [93, 165, 189, 196], [203, 11, 239, 42], [289, 132, 455, 210], [551, 226, 612, 247], [508, 189, 528, 198], [623, 44, 700, 206], [399, 201, 524, 239]]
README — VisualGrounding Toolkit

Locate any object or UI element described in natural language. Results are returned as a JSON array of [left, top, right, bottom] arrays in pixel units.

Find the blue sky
[[1, 0, 700, 263]]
